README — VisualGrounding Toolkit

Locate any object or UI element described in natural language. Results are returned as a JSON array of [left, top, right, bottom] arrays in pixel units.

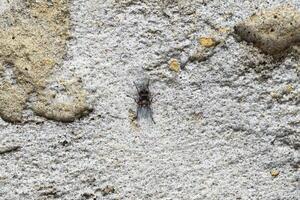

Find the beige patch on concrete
[[169, 58, 180, 72], [199, 37, 218, 48], [0, 0, 91, 123], [270, 169, 280, 177], [33, 79, 92, 123], [234, 4, 300, 55], [0, 82, 27, 122]]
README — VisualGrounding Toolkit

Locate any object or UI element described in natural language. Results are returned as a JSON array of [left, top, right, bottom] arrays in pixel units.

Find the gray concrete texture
[[0, 0, 300, 199]]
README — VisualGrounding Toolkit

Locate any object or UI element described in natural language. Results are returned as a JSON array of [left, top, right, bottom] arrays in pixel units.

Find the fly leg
[[126, 94, 138, 103], [149, 108, 156, 124]]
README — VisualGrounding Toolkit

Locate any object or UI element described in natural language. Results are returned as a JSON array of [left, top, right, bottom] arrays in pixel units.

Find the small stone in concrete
[[270, 169, 280, 177], [99, 185, 115, 196], [199, 37, 218, 48], [169, 58, 180, 72]]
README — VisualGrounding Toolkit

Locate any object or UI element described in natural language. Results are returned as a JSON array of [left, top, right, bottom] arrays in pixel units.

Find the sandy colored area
[[0, 0, 299, 199]]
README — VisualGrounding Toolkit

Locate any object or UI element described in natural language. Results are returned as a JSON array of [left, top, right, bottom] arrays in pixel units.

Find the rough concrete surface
[[0, 0, 300, 199]]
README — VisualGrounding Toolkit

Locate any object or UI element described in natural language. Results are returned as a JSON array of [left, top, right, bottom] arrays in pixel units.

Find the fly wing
[[137, 106, 155, 124]]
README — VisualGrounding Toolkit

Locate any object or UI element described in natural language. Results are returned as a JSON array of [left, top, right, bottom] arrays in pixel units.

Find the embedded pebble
[[271, 169, 280, 177], [199, 37, 218, 48], [169, 58, 180, 72]]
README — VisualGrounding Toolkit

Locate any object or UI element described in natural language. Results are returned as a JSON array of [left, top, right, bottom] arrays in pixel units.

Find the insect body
[[134, 79, 155, 124]]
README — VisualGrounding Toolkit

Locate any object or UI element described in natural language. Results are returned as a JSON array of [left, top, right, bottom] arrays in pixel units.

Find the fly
[[134, 79, 155, 124]]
